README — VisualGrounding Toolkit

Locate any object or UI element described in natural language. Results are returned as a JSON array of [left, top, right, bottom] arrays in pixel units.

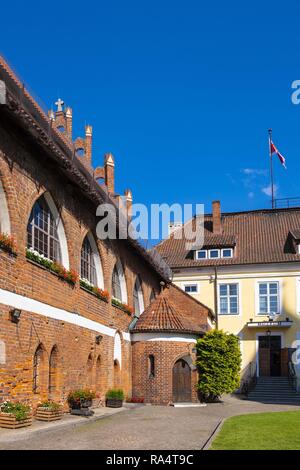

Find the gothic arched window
[[27, 194, 61, 262], [133, 276, 144, 316]]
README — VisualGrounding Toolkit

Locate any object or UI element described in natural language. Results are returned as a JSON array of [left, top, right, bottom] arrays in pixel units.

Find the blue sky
[[1, 0, 300, 216]]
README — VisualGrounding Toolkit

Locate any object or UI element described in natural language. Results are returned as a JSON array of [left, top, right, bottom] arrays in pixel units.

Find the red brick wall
[[0, 121, 161, 406], [132, 341, 199, 405]]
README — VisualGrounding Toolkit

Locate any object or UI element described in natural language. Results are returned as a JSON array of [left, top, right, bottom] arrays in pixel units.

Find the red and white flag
[[270, 140, 287, 169]]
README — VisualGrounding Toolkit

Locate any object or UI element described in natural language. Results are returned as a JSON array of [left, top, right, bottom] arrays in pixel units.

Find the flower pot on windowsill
[[0, 412, 32, 429], [106, 398, 123, 408]]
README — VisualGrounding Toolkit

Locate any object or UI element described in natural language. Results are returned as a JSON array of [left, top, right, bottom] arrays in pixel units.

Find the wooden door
[[280, 348, 289, 377], [259, 348, 270, 376], [172, 359, 191, 402]]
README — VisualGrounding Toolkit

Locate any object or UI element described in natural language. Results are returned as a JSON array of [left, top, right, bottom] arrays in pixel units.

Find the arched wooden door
[[172, 359, 191, 402]]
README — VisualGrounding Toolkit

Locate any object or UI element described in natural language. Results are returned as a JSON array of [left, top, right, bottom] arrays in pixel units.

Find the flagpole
[[268, 128, 274, 209]]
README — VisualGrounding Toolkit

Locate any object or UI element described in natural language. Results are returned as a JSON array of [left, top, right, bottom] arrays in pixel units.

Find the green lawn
[[210, 411, 300, 450]]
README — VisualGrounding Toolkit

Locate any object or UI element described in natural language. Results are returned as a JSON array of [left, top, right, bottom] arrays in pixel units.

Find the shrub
[[0, 401, 31, 421], [67, 389, 96, 405], [37, 400, 61, 411], [105, 389, 125, 400], [196, 330, 241, 402]]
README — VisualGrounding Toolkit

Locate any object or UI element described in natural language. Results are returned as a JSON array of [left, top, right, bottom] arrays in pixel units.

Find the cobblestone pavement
[[0, 395, 299, 450]]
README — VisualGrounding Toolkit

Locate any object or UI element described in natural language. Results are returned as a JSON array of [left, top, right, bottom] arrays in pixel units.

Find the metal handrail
[[288, 361, 297, 391], [240, 362, 257, 396]]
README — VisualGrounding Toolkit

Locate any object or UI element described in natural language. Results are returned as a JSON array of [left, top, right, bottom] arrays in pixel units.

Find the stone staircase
[[247, 377, 300, 405]]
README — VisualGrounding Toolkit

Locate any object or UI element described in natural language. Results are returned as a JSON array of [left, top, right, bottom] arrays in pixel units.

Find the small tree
[[196, 330, 241, 402]]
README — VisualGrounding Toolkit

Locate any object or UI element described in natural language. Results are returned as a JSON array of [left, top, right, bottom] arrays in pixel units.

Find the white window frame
[[255, 279, 282, 316], [183, 283, 199, 294], [218, 282, 240, 315], [221, 248, 233, 258], [209, 249, 220, 259], [196, 250, 207, 260]]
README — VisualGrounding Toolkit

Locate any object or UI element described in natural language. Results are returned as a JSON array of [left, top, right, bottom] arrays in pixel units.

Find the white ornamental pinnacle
[[55, 98, 64, 112]]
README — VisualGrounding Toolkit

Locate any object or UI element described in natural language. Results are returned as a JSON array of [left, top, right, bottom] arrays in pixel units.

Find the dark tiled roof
[[133, 284, 211, 334], [157, 208, 300, 268]]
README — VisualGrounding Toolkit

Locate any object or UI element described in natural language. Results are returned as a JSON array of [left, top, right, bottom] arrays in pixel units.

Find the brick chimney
[[65, 107, 72, 139], [105, 153, 115, 194], [124, 189, 132, 220], [212, 200, 222, 234], [85, 125, 92, 165]]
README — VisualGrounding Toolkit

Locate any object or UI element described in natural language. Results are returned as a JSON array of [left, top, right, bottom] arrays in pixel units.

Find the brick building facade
[[0, 56, 212, 407]]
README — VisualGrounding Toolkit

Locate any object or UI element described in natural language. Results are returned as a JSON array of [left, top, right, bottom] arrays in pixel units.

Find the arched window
[[33, 344, 45, 394], [81, 237, 96, 285], [112, 261, 127, 302], [112, 266, 121, 299], [0, 179, 11, 234], [27, 194, 61, 262], [86, 353, 93, 388], [133, 276, 144, 316], [114, 360, 121, 388], [49, 345, 59, 395], [148, 355, 155, 378], [96, 355, 102, 390]]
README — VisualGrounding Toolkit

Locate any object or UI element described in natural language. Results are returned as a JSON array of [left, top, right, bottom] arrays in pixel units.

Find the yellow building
[[158, 201, 300, 397]]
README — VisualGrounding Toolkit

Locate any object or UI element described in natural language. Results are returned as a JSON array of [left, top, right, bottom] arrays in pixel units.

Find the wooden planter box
[[35, 407, 63, 422], [0, 412, 32, 429], [106, 399, 123, 408]]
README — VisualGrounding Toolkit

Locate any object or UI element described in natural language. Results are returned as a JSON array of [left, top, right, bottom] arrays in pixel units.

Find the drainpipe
[[214, 266, 219, 330]]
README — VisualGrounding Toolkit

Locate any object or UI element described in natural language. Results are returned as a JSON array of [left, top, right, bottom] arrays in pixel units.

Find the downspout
[[214, 266, 218, 330]]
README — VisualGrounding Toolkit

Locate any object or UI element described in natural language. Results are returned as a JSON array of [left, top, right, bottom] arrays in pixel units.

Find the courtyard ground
[[0, 395, 299, 450]]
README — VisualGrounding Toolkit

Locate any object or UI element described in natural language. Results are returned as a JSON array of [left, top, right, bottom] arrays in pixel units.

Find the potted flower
[[35, 400, 63, 421], [0, 401, 32, 429], [0, 233, 17, 255], [67, 389, 95, 416], [105, 389, 124, 408]]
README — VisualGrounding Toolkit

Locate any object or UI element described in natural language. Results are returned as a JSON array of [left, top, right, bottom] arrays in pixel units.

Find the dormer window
[[209, 249, 220, 259], [222, 248, 233, 258], [196, 250, 207, 259], [195, 247, 234, 260]]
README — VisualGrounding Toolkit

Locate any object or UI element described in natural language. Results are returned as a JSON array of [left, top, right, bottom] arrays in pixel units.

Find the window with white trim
[[219, 283, 239, 315], [184, 284, 198, 293], [27, 195, 61, 262], [258, 282, 279, 314], [221, 248, 233, 258], [209, 249, 220, 259], [112, 266, 122, 300], [81, 237, 97, 285], [133, 276, 144, 316], [196, 250, 207, 259]]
